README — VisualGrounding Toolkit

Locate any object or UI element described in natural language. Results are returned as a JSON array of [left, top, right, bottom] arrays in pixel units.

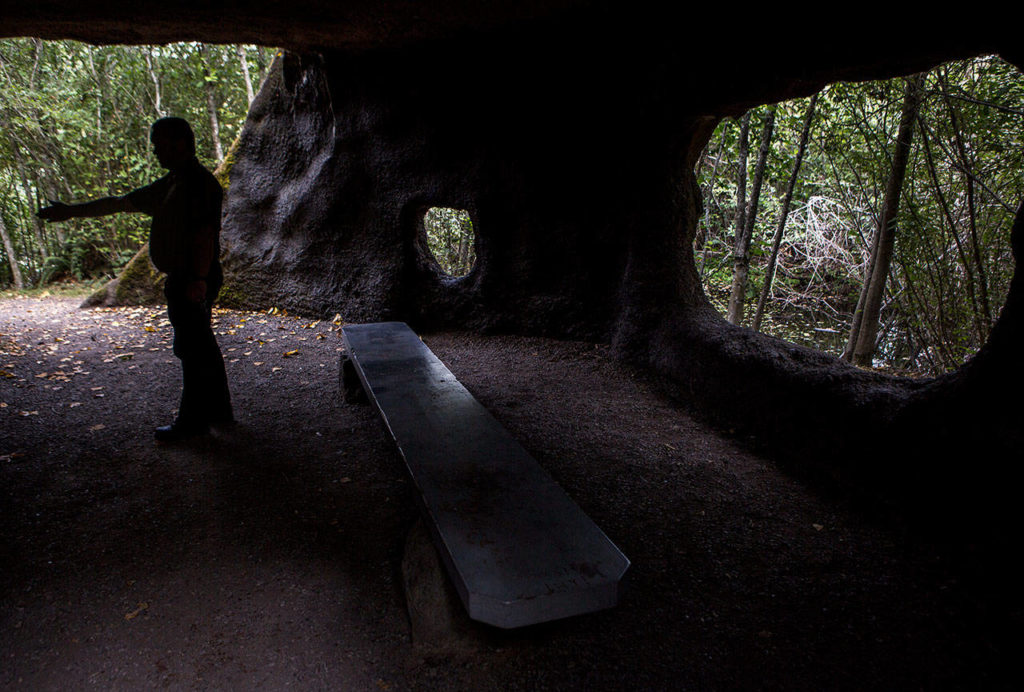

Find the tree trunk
[[199, 44, 224, 164], [726, 112, 750, 318], [727, 105, 776, 325], [940, 71, 993, 331], [0, 213, 25, 290], [237, 45, 255, 104], [28, 38, 42, 91], [8, 137, 50, 261], [753, 93, 817, 332], [850, 75, 924, 366], [917, 115, 986, 345], [144, 47, 166, 117], [697, 127, 727, 250], [255, 46, 269, 82]]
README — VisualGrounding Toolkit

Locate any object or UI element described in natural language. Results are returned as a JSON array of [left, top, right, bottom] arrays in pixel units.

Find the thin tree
[[697, 127, 727, 251], [0, 211, 24, 289], [727, 105, 776, 324], [237, 45, 255, 105], [753, 93, 818, 332], [939, 69, 993, 330], [144, 47, 166, 117], [917, 115, 987, 344], [846, 74, 924, 365], [7, 136, 51, 258], [198, 44, 224, 164], [726, 112, 750, 312]]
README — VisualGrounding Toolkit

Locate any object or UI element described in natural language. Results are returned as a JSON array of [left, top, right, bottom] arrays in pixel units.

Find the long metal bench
[[340, 321, 629, 629]]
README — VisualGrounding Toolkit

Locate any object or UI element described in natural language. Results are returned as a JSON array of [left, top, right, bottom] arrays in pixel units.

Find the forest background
[[2, 40, 1022, 377]]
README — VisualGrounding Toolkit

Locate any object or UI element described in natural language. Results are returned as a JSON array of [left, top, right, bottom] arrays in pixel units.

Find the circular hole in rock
[[422, 207, 477, 278]]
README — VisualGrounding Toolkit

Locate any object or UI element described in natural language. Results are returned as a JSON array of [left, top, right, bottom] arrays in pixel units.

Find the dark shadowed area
[[1, 297, 1014, 688]]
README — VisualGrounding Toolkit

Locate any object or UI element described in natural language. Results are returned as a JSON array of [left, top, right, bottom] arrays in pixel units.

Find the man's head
[[150, 117, 196, 169]]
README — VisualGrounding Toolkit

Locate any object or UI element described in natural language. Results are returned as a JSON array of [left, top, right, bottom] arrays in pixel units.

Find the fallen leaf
[[124, 602, 149, 620], [283, 350, 299, 357], [90, 424, 106, 432], [812, 523, 824, 532]]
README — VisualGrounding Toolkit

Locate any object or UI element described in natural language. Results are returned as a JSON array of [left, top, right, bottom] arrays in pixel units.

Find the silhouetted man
[[38, 117, 232, 442]]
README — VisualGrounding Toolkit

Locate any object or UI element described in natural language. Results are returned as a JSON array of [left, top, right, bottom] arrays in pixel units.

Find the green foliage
[[698, 56, 1024, 375], [38, 254, 69, 283], [0, 39, 275, 287], [423, 207, 476, 277]]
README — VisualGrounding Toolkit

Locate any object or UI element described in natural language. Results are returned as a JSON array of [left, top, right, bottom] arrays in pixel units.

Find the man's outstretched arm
[[37, 196, 134, 222]]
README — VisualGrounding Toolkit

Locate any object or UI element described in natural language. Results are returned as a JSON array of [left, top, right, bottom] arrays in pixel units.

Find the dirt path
[[0, 296, 1009, 689]]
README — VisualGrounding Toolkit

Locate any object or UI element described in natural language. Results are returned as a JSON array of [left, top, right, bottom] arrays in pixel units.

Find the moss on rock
[[81, 244, 164, 307], [213, 277, 254, 309], [115, 244, 166, 304]]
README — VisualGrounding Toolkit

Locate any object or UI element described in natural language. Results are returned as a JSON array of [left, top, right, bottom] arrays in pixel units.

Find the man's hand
[[186, 279, 207, 303], [37, 201, 72, 223]]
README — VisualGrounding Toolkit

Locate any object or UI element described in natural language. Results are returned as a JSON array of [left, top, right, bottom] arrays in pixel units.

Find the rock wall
[[219, 13, 1023, 520], [9, 1, 1016, 518]]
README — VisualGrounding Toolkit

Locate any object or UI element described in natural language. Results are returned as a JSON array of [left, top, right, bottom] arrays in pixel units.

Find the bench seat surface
[[341, 321, 629, 629]]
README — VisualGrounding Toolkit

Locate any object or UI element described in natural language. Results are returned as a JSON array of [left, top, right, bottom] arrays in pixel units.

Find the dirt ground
[[0, 296, 1014, 690]]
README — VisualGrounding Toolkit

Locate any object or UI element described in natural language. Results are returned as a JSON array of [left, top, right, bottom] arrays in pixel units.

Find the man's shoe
[[154, 422, 209, 442]]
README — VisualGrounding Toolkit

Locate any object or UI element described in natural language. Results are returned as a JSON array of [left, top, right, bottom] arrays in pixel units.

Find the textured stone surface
[[0, 0, 587, 52], [6, 3, 1022, 507], [401, 518, 484, 652], [215, 19, 1023, 505], [82, 243, 164, 308]]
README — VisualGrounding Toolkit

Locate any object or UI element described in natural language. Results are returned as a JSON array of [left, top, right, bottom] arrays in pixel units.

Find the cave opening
[[0, 38, 274, 290], [421, 206, 477, 279], [694, 55, 1022, 377]]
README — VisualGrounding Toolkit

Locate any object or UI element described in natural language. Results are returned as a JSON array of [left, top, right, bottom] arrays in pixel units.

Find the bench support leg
[[340, 353, 369, 404], [401, 518, 485, 651]]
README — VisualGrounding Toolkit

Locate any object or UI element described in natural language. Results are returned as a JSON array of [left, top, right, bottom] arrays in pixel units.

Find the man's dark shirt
[[126, 157, 223, 277]]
